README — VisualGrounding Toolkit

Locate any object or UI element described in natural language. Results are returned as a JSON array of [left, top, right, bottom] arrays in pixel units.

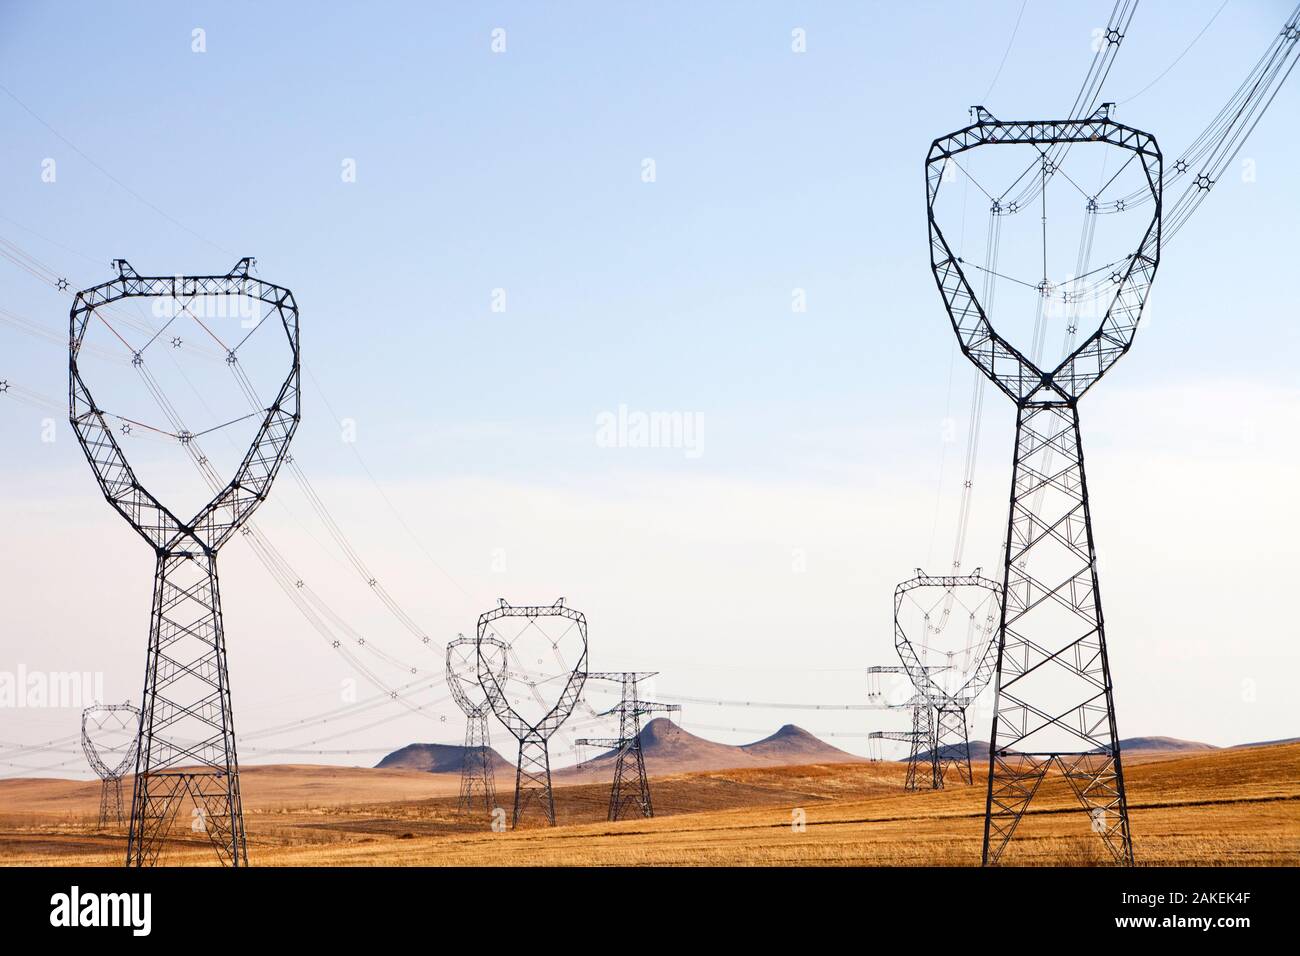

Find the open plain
[[2, 739, 1296, 867]]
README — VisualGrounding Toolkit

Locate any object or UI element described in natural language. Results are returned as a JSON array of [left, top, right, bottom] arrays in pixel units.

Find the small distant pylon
[[81, 702, 141, 828], [477, 599, 588, 828], [576, 671, 679, 820], [890, 572, 1000, 791], [868, 695, 938, 791], [446, 634, 508, 815]]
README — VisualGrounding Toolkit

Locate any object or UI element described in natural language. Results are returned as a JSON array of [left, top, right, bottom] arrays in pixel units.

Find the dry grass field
[[2, 742, 1296, 867]]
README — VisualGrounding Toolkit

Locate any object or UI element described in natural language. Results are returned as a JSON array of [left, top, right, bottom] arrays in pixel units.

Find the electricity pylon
[[477, 599, 587, 828], [69, 258, 301, 866], [81, 702, 141, 828], [866, 665, 949, 791], [575, 671, 680, 820], [446, 634, 508, 814], [927, 107, 1161, 865], [893, 571, 1002, 788], [867, 694, 938, 791]]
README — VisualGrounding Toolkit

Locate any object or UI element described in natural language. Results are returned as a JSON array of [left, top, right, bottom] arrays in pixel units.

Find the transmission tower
[[575, 671, 680, 820], [69, 258, 301, 866], [866, 666, 941, 791], [81, 702, 141, 828], [927, 106, 1160, 865], [446, 633, 508, 814], [477, 599, 587, 827], [893, 571, 1001, 788], [867, 698, 939, 791]]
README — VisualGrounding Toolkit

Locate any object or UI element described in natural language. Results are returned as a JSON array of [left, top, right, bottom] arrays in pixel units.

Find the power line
[[981, 0, 1031, 102], [1116, 0, 1231, 104]]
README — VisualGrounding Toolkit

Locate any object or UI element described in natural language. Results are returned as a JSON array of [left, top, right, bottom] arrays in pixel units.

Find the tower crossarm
[[869, 730, 927, 744], [634, 701, 680, 715], [582, 671, 658, 683], [595, 700, 680, 718]]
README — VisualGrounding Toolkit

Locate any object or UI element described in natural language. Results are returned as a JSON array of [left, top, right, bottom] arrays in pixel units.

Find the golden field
[[2, 742, 1297, 867]]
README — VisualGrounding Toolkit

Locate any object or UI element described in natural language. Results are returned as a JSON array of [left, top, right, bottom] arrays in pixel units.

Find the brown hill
[[1117, 735, 1217, 752], [568, 718, 865, 777], [909, 736, 1214, 764], [912, 739, 992, 764], [1234, 736, 1300, 749], [376, 742, 512, 775], [740, 723, 862, 763]]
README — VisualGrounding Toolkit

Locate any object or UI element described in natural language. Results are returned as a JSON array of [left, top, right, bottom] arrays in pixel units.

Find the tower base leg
[[983, 752, 1133, 866], [982, 403, 1133, 866], [127, 771, 247, 867], [934, 706, 973, 787], [126, 552, 247, 867], [458, 712, 497, 815], [512, 736, 555, 828]]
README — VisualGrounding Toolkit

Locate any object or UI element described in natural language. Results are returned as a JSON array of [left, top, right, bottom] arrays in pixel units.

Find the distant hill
[[1232, 736, 1300, 749], [1117, 736, 1216, 753], [379, 727, 1231, 780], [376, 742, 512, 775], [913, 739, 992, 763], [569, 718, 864, 777], [740, 723, 862, 764], [910, 736, 1215, 763]]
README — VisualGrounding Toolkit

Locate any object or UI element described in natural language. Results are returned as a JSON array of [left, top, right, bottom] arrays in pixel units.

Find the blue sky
[[1, 1, 1298, 771]]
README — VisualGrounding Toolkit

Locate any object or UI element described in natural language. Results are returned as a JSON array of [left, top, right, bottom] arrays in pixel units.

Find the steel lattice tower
[[477, 599, 587, 828], [927, 107, 1161, 865], [69, 258, 301, 866], [446, 634, 508, 814], [893, 571, 1001, 789], [81, 702, 141, 828], [867, 665, 944, 790], [575, 671, 679, 820]]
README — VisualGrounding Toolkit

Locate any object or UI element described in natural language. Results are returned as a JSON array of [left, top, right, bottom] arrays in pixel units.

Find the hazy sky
[[2, 1, 1298, 777]]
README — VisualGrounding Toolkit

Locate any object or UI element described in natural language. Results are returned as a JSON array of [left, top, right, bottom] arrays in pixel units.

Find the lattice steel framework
[[869, 697, 940, 791], [932, 707, 973, 787], [81, 702, 141, 828], [69, 258, 301, 866], [893, 571, 1001, 788], [576, 671, 680, 820], [446, 633, 508, 814], [927, 107, 1161, 865], [866, 666, 939, 791], [477, 599, 587, 827]]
